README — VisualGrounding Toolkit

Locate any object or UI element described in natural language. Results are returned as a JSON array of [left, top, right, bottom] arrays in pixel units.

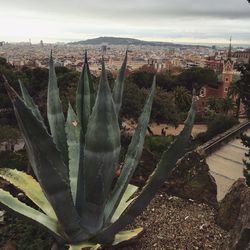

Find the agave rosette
[[0, 51, 196, 249]]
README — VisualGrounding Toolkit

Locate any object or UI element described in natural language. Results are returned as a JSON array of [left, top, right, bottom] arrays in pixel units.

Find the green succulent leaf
[[65, 104, 81, 204], [3, 79, 89, 243], [0, 168, 56, 219], [76, 51, 93, 136], [18, 79, 48, 165], [47, 52, 68, 165], [0, 189, 63, 239], [112, 51, 127, 115], [112, 227, 143, 246], [95, 94, 196, 244], [75, 52, 95, 214], [111, 184, 138, 223], [19, 79, 45, 127], [77, 60, 121, 233], [104, 77, 156, 223], [68, 242, 101, 250]]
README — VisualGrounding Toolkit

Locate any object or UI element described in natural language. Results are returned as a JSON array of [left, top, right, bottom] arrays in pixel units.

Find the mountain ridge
[[69, 36, 208, 48]]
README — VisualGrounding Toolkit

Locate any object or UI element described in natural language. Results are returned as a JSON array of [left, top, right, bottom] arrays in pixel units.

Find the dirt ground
[[112, 191, 230, 250], [122, 120, 207, 138]]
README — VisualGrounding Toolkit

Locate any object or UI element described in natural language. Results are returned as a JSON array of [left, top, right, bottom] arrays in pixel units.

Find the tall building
[[101, 45, 107, 55], [221, 38, 235, 97], [197, 39, 239, 112]]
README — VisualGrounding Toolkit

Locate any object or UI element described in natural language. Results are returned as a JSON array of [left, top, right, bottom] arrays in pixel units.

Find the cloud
[[0, 0, 250, 44]]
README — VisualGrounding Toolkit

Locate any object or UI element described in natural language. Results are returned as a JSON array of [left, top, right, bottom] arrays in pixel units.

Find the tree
[[205, 96, 234, 115], [220, 97, 235, 115], [121, 81, 147, 119], [228, 81, 241, 118], [151, 88, 179, 126], [155, 72, 177, 91], [127, 69, 154, 89], [0, 64, 28, 113], [196, 115, 238, 143], [206, 96, 223, 113], [236, 63, 250, 117], [0, 125, 21, 151], [177, 67, 218, 91], [0, 57, 7, 65], [173, 86, 192, 112], [241, 133, 250, 186]]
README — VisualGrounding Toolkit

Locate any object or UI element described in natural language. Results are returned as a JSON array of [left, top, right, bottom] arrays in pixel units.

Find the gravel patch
[[113, 192, 230, 250]]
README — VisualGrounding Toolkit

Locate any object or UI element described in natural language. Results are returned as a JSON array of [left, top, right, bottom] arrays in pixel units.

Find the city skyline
[[1, 0, 250, 45]]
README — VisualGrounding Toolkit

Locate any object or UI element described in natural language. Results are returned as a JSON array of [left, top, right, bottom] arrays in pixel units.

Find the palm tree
[[206, 96, 222, 113], [228, 81, 241, 118], [173, 86, 192, 112], [220, 97, 235, 115]]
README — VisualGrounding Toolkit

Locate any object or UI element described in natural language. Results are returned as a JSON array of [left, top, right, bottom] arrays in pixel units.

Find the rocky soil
[[1, 191, 231, 250], [0, 150, 233, 250], [108, 191, 230, 250]]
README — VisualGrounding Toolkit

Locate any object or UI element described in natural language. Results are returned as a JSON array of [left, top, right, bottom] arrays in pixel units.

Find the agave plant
[[0, 51, 196, 249]]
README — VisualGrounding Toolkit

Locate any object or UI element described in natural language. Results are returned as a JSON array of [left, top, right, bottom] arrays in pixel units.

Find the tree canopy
[[176, 67, 218, 91], [236, 63, 250, 117]]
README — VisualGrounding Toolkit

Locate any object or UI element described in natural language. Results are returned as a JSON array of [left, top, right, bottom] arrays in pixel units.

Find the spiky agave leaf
[[47, 52, 68, 165], [75, 51, 95, 215], [3, 78, 89, 243], [65, 103, 80, 204], [68, 242, 101, 250], [76, 51, 95, 136], [68, 225, 142, 249], [110, 184, 138, 223], [104, 77, 156, 223], [19, 80, 44, 126], [18, 80, 49, 168], [0, 168, 56, 219], [112, 51, 127, 115], [95, 93, 196, 244], [112, 228, 143, 246], [77, 60, 121, 233], [0, 189, 64, 239]]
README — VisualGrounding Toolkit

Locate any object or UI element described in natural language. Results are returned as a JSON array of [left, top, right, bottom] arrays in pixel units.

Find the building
[[197, 40, 238, 112], [148, 58, 166, 72], [233, 49, 250, 64]]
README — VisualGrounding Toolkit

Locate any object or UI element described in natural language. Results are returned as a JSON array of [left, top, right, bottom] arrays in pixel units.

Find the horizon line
[[1, 35, 250, 48]]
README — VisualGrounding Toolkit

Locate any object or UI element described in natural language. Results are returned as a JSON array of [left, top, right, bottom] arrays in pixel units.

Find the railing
[[197, 120, 250, 157]]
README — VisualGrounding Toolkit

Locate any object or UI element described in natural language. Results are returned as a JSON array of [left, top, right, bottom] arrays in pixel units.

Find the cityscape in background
[[0, 37, 249, 75], [1, 0, 250, 248]]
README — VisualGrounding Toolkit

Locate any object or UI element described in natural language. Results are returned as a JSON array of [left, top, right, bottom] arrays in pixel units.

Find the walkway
[[206, 129, 250, 201]]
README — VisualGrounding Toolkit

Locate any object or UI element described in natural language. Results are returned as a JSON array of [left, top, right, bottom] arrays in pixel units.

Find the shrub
[[0, 150, 28, 172], [196, 115, 238, 143], [145, 135, 174, 161]]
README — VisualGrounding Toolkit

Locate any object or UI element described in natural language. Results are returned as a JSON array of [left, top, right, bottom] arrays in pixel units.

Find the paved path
[[207, 129, 250, 201]]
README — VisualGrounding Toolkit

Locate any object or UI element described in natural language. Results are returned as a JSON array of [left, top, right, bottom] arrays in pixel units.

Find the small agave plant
[[0, 51, 196, 249]]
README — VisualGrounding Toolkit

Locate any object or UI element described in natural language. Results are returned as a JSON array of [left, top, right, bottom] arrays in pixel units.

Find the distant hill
[[69, 36, 203, 47]]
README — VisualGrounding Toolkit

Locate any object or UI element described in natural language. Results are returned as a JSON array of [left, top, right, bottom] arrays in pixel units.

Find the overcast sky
[[1, 0, 250, 45]]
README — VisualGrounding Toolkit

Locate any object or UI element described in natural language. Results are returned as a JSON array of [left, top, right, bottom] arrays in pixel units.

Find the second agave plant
[[0, 51, 196, 249]]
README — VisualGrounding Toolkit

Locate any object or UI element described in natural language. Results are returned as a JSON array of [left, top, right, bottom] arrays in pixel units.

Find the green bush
[[145, 135, 174, 160], [196, 115, 238, 143], [0, 150, 28, 171]]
